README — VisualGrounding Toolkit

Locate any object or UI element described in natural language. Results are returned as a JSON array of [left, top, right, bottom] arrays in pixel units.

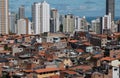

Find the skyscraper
[[106, 0, 115, 21], [32, 1, 50, 34], [40, 1, 50, 33], [0, 0, 9, 34], [91, 18, 101, 34], [32, 2, 41, 34], [63, 14, 75, 33], [9, 12, 17, 33], [17, 18, 31, 34], [19, 5, 25, 19], [50, 8, 59, 33], [102, 13, 112, 34]]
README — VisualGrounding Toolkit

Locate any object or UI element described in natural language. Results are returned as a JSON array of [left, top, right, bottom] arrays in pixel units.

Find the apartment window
[[114, 68, 118, 71]]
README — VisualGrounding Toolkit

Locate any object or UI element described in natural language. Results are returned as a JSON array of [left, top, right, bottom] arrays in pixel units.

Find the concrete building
[[106, 0, 115, 21], [25, 18, 32, 34], [32, 2, 41, 34], [74, 16, 90, 32], [32, 1, 50, 34], [79, 17, 89, 32], [90, 34, 107, 47], [117, 20, 120, 32], [0, 0, 9, 34], [9, 12, 17, 34], [40, 1, 50, 33], [19, 5, 25, 19], [17, 19, 26, 34], [111, 60, 120, 78], [74, 16, 80, 31], [91, 18, 101, 34], [102, 13, 112, 34], [50, 8, 59, 33], [63, 14, 75, 33], [17, 18, 31, 34]]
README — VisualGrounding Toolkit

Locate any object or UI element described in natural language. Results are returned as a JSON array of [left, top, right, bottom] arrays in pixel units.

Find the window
[[114, 68, 118, 71]]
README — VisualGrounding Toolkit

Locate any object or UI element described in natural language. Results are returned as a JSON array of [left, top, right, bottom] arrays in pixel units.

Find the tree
[[4, 45, 11, 51]]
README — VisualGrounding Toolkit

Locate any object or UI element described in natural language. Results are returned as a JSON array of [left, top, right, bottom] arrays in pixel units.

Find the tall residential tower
[[19, 5, 25, 19], [50, 8, 59, 33], [106, 0, 115, 21], [32, 1, 50, 34], [0, 0, 9, 34]]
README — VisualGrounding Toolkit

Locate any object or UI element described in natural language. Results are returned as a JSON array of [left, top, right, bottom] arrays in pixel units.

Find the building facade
[[32, 1, 50, 34], [19, 5, 25, 19], [91, 18, 101, 34], [63, 14, 75, 33], [17, 18, 31, 35], [102, 13, 112, 34], [0, 0, 9, 34], [9, 12, 17, 34], [50, 8, 59, 33], [106, 0, 115, 21]]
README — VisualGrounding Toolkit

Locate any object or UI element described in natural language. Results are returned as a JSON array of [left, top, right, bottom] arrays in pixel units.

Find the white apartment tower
[[17, 18, 31, 35], [9, 12, 17, 34], [91, 18, 101, 34], [17, 19, 26, 34], [102, 13, 112, 30], [32, 1, 50, 34], [102, 13, 112, 34], [0, 0, 9, 34], [32, 2, 41, 34]]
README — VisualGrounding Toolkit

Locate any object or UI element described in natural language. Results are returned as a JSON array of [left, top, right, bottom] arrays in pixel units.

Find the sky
[[9, 0, 120, 17]]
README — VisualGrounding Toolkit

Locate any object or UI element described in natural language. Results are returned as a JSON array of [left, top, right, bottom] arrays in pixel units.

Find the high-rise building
[[19, 5, 25, 19], [25, 18, 32, 34], [91, 18, 101, 34], [17, 18, 31, 35], [32, 2, 41, 34], [102, 13, 112, 34], [9, 12, 17, 34], [117, 20, 120, 32], [0, 0, 9, 34], [106, 0, 115, 21], [102, 13, 111, 30], [74, 16, 80, 31], [17, 19, 26, 34], [79, 17, 89, 32], [32, 1, 50, 34], [50, 8, 59, 33], [63, 14, 75, 33]]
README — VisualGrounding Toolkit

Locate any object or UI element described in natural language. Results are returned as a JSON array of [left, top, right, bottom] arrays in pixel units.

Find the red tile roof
[[75, 49, 84, 53], [34, 68, 59, 73], [49, 75, 60, 78], [100, 57, 115, 61], [69, 40, 78, 43], [93, 54, 103, 58], [63, 70, 77, 75], [83, 42, 91, 46], [70, 65, 92, 71], [0, 50, 11, 54]]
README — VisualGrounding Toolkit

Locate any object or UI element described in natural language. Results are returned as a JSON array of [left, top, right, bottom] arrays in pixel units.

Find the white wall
[[112, 67, 119, 78]]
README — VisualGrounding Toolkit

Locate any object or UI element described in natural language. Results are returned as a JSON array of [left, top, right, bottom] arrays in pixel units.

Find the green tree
[[4, 45, 11, 51]]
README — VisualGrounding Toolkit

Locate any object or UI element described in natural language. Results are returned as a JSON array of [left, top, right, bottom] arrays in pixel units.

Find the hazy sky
[[9, 0, 120, 17]]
